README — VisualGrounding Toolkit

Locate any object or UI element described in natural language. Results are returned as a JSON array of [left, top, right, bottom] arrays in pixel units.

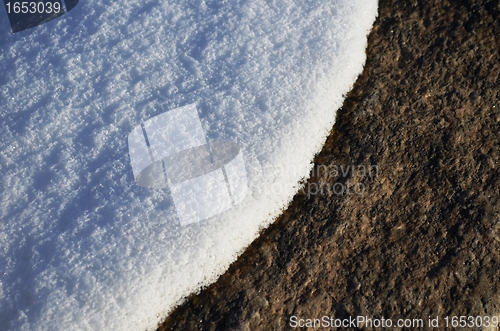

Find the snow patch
[[0, 0, 377, 330]]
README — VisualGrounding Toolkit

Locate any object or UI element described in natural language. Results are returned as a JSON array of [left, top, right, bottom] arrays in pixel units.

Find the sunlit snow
[[0, 0, 377, 330]]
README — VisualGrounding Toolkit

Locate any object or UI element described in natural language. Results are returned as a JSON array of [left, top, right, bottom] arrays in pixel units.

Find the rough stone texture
[[158, 0, 500, 330]]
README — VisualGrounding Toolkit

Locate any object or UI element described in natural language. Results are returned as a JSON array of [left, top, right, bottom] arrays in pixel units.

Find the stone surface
[[158, 0, 500, 329]]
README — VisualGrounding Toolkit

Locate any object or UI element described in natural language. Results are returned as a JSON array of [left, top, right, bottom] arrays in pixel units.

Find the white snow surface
[[0, 1, 377, 330]]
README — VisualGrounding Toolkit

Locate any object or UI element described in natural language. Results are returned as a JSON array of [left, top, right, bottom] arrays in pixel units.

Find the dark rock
[[158, 0, 500, 330]]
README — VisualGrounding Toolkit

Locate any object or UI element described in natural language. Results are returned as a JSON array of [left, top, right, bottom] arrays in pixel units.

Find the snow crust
[[0, 0, 377, 330]]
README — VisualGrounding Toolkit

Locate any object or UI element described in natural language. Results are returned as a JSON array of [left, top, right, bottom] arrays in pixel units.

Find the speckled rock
[[158, 0, 500, 330]]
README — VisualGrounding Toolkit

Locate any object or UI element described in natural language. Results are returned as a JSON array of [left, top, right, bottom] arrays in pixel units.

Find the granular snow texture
[[0, 1, 377, 330]]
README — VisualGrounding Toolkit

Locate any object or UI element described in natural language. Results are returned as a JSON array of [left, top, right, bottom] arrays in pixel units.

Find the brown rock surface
[[158, 0, 500, 330]]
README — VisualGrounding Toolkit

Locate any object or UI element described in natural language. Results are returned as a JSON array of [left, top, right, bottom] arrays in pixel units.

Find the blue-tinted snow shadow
[[0, 235, 47, 331]]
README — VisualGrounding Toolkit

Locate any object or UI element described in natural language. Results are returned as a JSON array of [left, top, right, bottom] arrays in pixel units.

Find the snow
[[0, 0, 377, 330]]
